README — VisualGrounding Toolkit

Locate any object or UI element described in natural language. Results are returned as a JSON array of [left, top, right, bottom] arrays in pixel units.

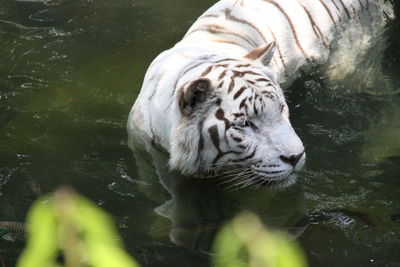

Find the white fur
[[128, 0, 393, 186]]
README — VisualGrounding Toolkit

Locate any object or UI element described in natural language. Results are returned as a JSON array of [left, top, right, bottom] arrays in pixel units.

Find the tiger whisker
[[218, 173, 244, 182], [232, 180, 252, 191], [205, 167, 248, 178], [218, 170, 251, 186], [223, 171, 253, 191], [219, 173, 250, 187], [239, 177, 254, 189], [210, 163, 247, 169], [223, 176, 247, 191], [237, 173, 267, 190], [208, 167, 249, 178], [218, 167, 249, 175], [211, 162, 245, 166]]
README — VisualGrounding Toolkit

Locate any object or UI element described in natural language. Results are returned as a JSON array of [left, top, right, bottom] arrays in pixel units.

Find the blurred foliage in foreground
[[16, 188, 307, 267], [213, 212, 307, 267], [17, 187, 140, 267]]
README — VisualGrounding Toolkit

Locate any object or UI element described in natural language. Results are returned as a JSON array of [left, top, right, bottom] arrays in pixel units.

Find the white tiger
[[128, 0, 393, 187]]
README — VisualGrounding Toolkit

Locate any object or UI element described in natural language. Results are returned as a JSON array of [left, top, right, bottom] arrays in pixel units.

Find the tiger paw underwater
[[127, 0, 394, 187]]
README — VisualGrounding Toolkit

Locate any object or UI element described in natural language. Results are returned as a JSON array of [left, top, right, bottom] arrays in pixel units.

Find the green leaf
[[17, 189, 140, 267], [17, 195, 60, 267], [72, 195, 140, 267], [213, 212, 308, 267]]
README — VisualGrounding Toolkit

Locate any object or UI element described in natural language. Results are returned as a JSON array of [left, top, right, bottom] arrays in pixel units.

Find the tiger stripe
[[296, 0, 329, 49], [223, 8, 267, 43], [201, 65, 213, 76], [336, 0, 352, 19], [317, 0, 338, 30], [262, 0, 310, 59], [263, 23, 288, 74], [215, 108, 231, 129], [197, 119, 205, 162], [329, 0, 343, 22], [239, 97, 248, 111], [233, 86, 247, 99], [356, 0, 364, 11], [228, 79, 235, 93], [231, 147, 257, 163], [364, 0, 370, 11], [212, 39, 243, 47], [219, 70, 227, 80], [209, 125, 221, 153], [186, 26, 258, 47], [129, 0, 393, 182]]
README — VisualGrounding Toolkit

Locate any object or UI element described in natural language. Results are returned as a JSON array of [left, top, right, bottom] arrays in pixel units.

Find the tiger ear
[[179, 78, 212, 116], [244, 41, 276, 66]]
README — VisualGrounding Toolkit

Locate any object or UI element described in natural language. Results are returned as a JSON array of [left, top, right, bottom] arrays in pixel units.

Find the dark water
[[0, 0, 399, 266]]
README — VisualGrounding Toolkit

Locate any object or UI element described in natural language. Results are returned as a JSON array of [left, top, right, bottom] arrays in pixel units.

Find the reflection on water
[[0, 0, 399, 266]]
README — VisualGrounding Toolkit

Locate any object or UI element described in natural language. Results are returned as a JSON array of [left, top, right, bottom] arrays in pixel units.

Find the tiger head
[[170, 42, 305, 188]]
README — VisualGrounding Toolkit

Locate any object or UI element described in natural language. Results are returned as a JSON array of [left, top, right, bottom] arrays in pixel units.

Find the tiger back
[[128, 0, 393, 188]]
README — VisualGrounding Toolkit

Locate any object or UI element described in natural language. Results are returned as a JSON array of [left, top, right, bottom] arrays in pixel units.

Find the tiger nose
[[280, 152, 304, 167]]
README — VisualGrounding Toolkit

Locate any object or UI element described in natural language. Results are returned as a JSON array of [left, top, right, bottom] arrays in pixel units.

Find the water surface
[[0, 1, 399, 266]]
